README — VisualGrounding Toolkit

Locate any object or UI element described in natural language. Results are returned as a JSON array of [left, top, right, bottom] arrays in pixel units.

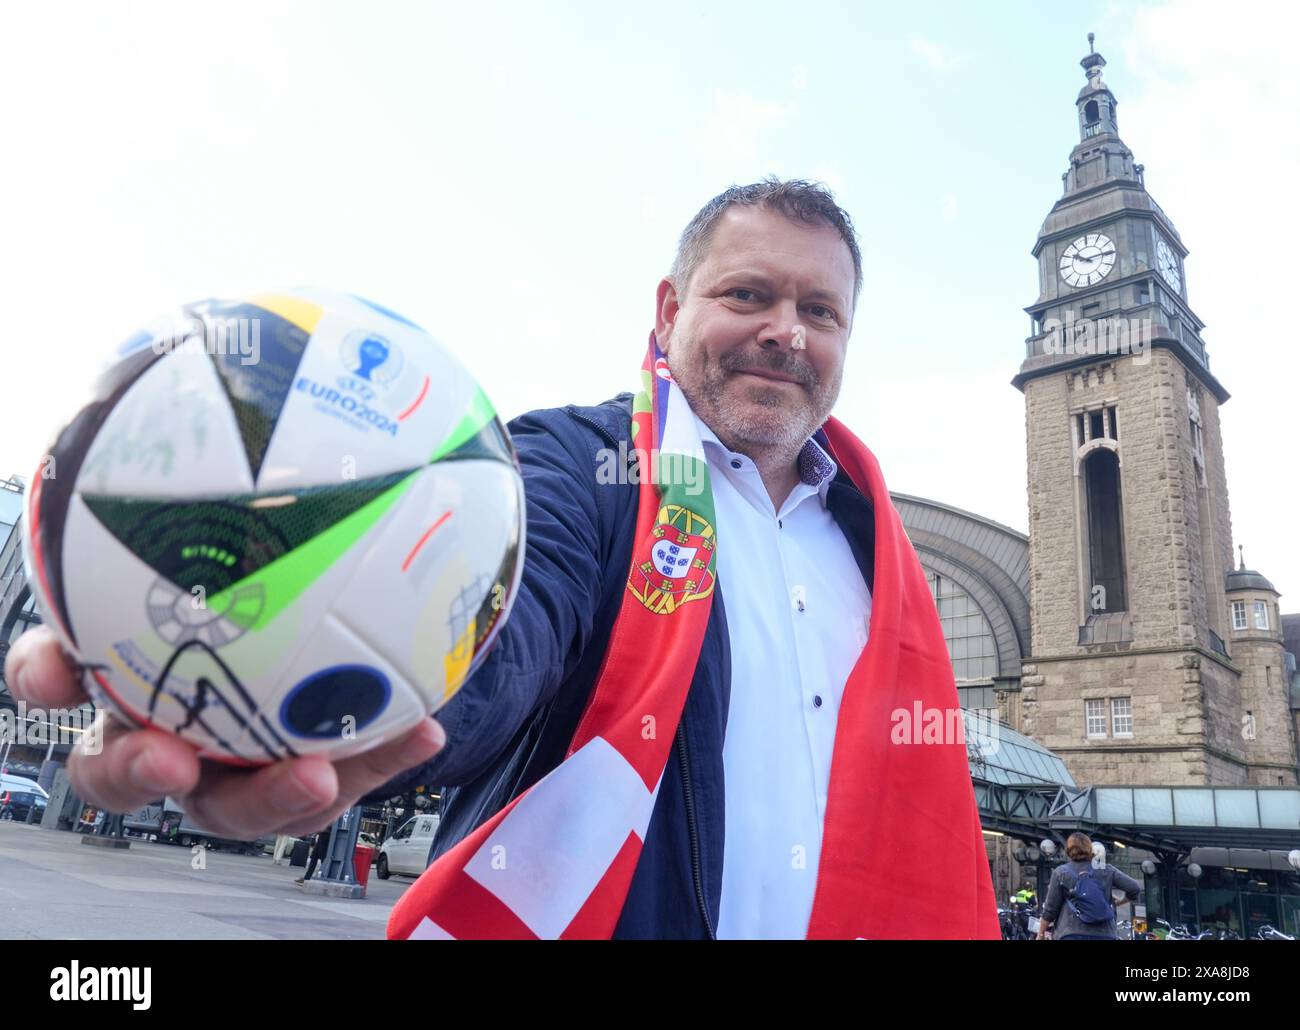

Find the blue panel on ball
[[115, 329, 155, 357], [350, 293, 424, 330], [279, 664, 392, 739]]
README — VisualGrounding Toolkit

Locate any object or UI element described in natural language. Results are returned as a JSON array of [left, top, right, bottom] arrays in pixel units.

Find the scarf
[[388, 333, 999, 939]]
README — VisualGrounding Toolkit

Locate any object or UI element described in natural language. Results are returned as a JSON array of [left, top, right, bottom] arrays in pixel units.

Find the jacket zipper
[[676, 721, 716, 940], [565, 409, 622, 451]]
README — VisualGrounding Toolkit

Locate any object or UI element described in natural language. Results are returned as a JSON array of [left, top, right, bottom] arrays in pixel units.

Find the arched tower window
[[1187, 387, 1207, 487], [1084, 99, 1099, 123], [1083, 449, 1127, 612]]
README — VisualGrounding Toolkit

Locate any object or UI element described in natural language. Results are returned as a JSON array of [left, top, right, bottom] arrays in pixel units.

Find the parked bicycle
[[1151, 918, 1201, 940], [999, 901, 1041, 940]]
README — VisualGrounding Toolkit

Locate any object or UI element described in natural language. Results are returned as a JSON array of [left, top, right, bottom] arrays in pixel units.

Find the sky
[[0, 0, 1296, 603]]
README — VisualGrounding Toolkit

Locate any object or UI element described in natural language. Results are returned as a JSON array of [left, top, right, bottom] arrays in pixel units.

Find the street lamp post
[[1140, 858, 1158, 925], [1037, 839, 1058, 902], [1186, 862, 1204, 932]]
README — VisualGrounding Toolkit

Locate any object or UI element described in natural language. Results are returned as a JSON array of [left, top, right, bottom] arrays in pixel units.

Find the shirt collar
[[692, 411, 839, 505]]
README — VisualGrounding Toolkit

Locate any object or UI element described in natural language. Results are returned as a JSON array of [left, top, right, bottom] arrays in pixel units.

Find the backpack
[[1065, 867, 1115, 924]]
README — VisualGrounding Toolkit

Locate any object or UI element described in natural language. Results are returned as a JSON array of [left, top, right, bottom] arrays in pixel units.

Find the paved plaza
[[0, 820, 414, 940]]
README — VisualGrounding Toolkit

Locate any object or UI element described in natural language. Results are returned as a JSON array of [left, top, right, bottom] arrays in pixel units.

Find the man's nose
[[758, 303, 803, 350]]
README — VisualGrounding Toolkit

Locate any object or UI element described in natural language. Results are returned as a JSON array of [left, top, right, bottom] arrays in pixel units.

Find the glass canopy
[[964, 710, 1076, 788]]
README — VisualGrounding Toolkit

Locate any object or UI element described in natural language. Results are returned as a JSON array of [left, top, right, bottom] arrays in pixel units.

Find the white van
[[377, 813, 440, 878], [0, 774, 49, 798]]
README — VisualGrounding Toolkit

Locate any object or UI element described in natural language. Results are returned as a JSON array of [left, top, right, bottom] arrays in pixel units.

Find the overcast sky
[[1, 0, 1295, 603]]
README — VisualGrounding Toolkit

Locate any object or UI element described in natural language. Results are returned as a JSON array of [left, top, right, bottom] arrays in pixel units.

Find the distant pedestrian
[[1038, 832, 1141, 939], [294, 825, 333, 886], [272, 833, 294, 865]]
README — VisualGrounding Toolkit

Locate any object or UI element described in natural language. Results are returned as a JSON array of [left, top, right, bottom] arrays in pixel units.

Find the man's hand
[[5, 627, 446, 838]]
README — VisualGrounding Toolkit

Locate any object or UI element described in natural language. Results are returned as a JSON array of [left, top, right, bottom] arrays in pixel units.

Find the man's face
[[656, 205, 855, 452]]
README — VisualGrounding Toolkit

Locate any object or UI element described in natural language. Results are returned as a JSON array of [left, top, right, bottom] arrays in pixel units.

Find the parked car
[[376, 814, 439, 879], [0, 774, 49, 822]]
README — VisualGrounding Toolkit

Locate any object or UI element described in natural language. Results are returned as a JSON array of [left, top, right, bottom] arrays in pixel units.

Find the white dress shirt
[[695, 414, 873, 940]]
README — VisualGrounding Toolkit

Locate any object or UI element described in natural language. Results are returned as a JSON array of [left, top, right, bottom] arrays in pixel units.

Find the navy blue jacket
[[364, 393, 875, 938]]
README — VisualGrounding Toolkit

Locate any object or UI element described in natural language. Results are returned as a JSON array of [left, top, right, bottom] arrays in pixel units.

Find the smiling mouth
[[735, 369, 803, 386]]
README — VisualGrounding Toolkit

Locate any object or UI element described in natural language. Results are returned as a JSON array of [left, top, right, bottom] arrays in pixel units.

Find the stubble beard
[[667, 328, 841, 460]]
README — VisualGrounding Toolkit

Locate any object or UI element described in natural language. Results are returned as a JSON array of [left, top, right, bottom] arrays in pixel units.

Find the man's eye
[[807, 304, 837, 321], [728, 288, 758, 302]]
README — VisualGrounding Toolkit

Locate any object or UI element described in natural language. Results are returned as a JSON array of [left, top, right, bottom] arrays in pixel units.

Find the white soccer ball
[[22, 288, 524, 764]]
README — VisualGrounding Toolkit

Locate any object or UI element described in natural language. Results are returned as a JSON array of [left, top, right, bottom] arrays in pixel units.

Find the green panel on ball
[[82, 469, 415, 602], [430, 385, 498, 463], [201, 471, 417, 629]]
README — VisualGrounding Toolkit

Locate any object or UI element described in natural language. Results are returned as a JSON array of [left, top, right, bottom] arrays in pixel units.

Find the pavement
[[0, 820, 415, 939]]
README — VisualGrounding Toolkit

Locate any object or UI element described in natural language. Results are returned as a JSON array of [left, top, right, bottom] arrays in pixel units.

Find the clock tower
[[1012, 36, 1297, 786]]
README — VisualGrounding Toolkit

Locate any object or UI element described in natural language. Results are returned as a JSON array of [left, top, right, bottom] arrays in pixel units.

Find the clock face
[[1156, 238, 1182, 293], [1059, 233, 1116, 288]]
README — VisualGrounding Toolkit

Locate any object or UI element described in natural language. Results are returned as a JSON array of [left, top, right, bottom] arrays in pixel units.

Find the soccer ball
[[22, 288, 525, 764]]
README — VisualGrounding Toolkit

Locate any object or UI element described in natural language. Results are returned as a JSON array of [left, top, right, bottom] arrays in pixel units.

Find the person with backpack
[[1037, 831, 1142, 939]]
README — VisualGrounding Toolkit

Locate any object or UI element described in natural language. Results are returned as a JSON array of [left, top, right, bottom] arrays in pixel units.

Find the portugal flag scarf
[[388, 333, 999, 939]]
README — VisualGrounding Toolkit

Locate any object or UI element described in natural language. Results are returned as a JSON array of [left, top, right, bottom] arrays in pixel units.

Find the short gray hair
[[668, 177, 863, 308]]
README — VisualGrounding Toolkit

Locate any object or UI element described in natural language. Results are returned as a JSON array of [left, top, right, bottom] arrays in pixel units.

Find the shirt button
[[813, 695, 823, 708], [730, 459, 742, 469]]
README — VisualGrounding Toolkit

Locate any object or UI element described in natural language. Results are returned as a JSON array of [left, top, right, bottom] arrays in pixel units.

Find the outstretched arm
[[362, 405, 611, 797]]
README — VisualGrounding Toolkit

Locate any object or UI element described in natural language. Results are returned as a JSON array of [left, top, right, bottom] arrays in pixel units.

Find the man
[[294, 825, 333, 886], [272, 831, 295, 866], [5, 179, 997, 939]]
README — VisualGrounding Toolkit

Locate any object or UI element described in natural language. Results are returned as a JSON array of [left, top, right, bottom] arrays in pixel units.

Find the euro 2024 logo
[[338, 330, 404, 402]]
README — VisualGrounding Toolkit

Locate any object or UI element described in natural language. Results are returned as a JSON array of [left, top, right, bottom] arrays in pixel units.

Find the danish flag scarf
[[388, 333, 999, 940]]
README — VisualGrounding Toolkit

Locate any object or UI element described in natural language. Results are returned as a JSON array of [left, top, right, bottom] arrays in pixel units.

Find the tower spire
[[1077, 34, 1117, 140]]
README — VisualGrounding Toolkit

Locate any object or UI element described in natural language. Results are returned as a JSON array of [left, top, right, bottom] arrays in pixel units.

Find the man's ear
[[655, 278, 681, 351]]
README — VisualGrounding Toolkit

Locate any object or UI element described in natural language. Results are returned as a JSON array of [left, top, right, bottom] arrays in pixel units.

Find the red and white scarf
[[388, 333, 999, 939]]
